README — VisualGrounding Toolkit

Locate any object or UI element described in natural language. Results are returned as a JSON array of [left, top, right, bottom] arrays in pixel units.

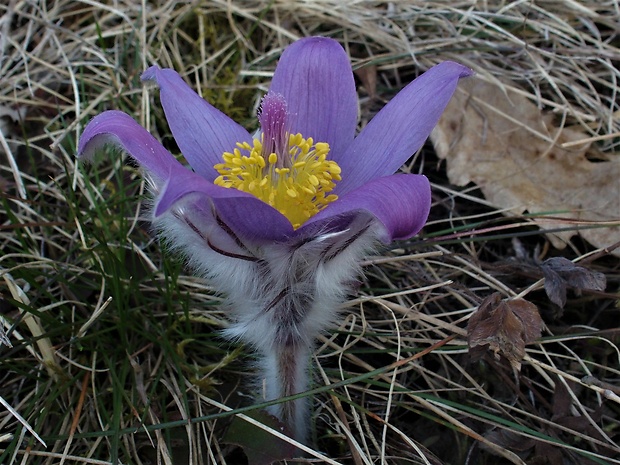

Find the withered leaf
[[541, 257, 606, 308], [482, 429, 535, 454], [354, 64, 378, 100], [222, 409, 297, 465], [431, 78, 620, 256], [467, 293, 543, 371]]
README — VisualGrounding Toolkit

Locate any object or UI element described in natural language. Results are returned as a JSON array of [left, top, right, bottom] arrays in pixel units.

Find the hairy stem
[[262, 342, 312, 443]]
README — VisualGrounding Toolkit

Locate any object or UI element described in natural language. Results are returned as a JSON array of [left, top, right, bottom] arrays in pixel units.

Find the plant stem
[[262, 341, 312, 443]]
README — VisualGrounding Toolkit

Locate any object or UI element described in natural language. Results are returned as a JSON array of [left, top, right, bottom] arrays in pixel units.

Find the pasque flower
[[78, 37, 471, 442]]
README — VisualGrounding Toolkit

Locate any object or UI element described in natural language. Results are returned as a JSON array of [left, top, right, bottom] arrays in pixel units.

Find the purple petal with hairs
[[269, 37, 358, 163], [77, 110, 294, 242], [154, 170, 295, 243], [77, 110, 184, 182], [336, 61, 473, 194], [300, 173, 431, 243], [141, 66, 252, 181]]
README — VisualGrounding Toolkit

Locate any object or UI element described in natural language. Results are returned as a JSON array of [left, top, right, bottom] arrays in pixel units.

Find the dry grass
[[1, 0, 619, 464]]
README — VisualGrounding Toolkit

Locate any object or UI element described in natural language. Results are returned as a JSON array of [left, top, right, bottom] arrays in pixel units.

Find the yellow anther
[[213, 132, 340, 229]]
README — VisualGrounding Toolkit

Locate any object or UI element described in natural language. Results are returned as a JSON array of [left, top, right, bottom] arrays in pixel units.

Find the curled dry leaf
[[431, 78, 620, 256], [467, 293, 543, 371], [541, 257, 606, 308]]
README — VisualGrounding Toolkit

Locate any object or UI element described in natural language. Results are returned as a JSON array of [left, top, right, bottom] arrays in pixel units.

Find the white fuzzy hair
[[151, 189, 382, 442]]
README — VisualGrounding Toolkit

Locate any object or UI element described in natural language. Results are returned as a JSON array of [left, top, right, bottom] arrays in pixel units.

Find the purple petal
[[336, 61, 473, 194], [269, 37, 357, 162], [141, 66, 252, 181], [155, 170, 295, 243], [78, 110, 294, 242], [77, 110, 184, 181], [299, 174, 431, 242]]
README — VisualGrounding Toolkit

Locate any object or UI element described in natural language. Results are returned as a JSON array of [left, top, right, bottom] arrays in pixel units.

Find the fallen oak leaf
[[431, 78, 620, 256], [540, 257, 606, 308], [468, 293, 543, 371]]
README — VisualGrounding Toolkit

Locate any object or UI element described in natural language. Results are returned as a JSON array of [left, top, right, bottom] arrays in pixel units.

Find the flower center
[[213, 93, 341, 229]]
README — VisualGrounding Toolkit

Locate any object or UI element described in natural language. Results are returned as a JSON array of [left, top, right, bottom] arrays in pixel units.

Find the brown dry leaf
[[354, 64, 378, 100], [431, 78, 620, 255], [541, 257, 606, 308], [467, 293, 543, 371]]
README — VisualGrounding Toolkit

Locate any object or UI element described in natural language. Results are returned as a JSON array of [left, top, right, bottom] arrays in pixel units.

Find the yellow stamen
[[213, 133, 341, 229]]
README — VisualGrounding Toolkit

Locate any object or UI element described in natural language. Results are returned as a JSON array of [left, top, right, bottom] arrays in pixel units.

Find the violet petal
[[299, 173, 431, 242], [155, 170, 295, 243], [77, 110, 184, 181], [78, 110, 294, 243], [269, 37, 357, 161], [142, 66, 252, 181], [336, 61, 472, 194]]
